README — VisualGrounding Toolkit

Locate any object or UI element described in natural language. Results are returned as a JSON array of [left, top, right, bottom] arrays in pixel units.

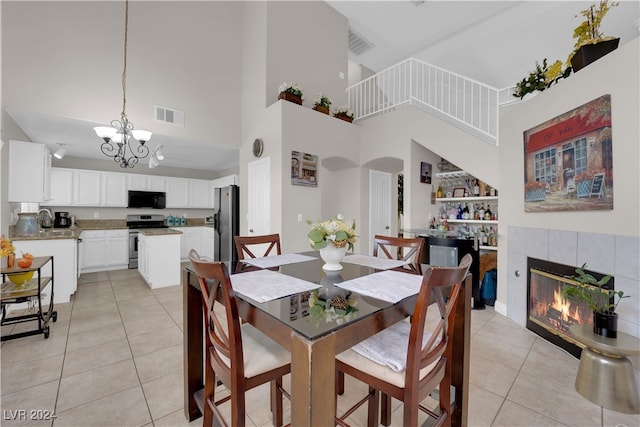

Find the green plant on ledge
[[513, 58, 572, 99], [561, 263, 628, 315]]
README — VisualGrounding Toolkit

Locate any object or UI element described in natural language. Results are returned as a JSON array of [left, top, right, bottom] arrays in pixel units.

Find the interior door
[[247, 157, 270, 236], [369, 170, 392, 255]]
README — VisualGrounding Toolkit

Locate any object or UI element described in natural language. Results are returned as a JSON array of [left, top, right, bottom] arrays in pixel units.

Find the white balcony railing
[[346, 58, 516, 145]]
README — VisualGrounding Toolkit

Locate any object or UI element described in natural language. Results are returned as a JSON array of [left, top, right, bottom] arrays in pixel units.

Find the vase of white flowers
[[307, 214, 357, 271]]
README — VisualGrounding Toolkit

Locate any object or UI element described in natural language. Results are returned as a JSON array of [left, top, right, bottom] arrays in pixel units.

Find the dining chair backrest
[[189, 249, 291, 426], [189, 249, 245, 382], [234, 234, 282, 272], [335, 252, 473, 427], [373, 234, 425, 274], [405, 253, 472, 388]]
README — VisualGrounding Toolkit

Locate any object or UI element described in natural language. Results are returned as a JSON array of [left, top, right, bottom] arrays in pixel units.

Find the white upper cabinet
[[73, 170, 102, 206], [102, 172, 127, 206], [127, 174, 166, 192], [45, 168, 74, 206], [166, 178, 190, 208], [8, 141, 51, 202], [189, 179, 212, 208]]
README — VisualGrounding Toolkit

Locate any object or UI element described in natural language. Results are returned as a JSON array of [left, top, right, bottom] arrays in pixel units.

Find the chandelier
[[94, 0, 151, 168]]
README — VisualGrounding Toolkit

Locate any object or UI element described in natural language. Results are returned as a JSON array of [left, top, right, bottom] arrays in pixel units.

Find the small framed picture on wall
[[420, 162, 432, 184]]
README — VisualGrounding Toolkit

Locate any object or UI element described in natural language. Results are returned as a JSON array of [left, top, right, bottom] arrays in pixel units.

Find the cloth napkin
[[240, 253, 317, 269], [334, 270, 423, 303], [230, 269, 319, 303], [352, 321, 433, 372], [342, 254, 409, 270]]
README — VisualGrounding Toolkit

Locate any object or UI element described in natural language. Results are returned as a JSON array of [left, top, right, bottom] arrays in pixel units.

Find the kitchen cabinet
[[102, 173, 127, 207], [12, 238, 77, 304], [201, 227, 215, 260], [166, 178, 190, 208], [73, 170, 102, 206], [80, 230, 128, 273], [211, 174, 239, 189], [189, 179, 212, 209], [138, 233, 180, 289], [127, 174, 166, 192], [175, 226, 214, 261], [45, 168, 74, 206], [8, 141, 51, 203]]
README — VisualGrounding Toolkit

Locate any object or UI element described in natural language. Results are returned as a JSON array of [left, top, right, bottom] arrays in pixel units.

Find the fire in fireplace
[[526, 258, 614, 358]]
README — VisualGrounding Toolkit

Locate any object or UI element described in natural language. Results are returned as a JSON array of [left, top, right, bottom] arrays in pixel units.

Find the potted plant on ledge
[[278, 82, 304, 105], [313, 93, 332, 114], [561, 263, 628, 338], [570, 0, 620, 72], [333, 105, 354, 123]]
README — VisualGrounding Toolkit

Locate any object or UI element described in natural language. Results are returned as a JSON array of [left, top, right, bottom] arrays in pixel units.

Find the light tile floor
[[1, 268, 639, 427]]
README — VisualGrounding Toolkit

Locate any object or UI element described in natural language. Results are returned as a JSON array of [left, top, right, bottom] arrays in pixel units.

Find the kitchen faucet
[[38, 208, 53, 229]]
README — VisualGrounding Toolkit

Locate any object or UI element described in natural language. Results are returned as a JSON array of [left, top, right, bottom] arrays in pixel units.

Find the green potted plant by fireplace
[[561, 263, 628, 338], [569, 0, 620, 72]]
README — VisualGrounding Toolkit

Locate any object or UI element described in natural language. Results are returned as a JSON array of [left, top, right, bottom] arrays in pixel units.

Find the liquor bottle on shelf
[[484, 205, 492, 220], [478, 204, 485, 220], [473, 179, 480, 196], [437, 183, 443, 199]]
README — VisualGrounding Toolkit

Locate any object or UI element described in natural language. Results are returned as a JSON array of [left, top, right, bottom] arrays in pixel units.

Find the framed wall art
[[291, 151, 318, 187], [420, 161, 432, 184], [523, 94, 613, 212]]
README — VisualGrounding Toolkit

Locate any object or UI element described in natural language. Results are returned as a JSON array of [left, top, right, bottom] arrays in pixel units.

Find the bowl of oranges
[[7, 253, 35, 285]]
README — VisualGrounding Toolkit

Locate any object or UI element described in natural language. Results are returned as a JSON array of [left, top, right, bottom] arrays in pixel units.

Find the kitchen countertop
[[9, 218, 209, 241], [138, 228, 183, 236], [11, 228, 83, 241]]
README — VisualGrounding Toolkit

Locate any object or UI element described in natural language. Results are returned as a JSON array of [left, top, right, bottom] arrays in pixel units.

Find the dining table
[[183, 251, 472, 426]]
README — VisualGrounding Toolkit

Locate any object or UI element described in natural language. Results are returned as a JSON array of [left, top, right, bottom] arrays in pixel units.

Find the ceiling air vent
[[155, 105, 184, 127], [348, 28, 374, 56]]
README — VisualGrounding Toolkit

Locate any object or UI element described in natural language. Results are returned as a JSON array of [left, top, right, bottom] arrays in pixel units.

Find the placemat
[[240, 253, 317, 269], [334, 270, 423, 303], [230, 269, 320, 303], [342, 254, 409, 270]]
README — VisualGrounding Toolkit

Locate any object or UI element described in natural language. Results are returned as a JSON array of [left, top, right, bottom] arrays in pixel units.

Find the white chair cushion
[[337, 322, 439, 388], [217, 324, 290, 378]]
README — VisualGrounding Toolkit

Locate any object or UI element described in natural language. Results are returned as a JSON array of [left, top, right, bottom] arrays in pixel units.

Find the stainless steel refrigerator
[[213, 185, 240, 272]]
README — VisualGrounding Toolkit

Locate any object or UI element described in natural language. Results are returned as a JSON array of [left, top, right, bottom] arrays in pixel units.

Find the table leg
[[291, 332, 337, 426]]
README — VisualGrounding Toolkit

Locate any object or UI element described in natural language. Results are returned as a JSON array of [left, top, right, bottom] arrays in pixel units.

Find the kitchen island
[[137, 228, 182, 289]]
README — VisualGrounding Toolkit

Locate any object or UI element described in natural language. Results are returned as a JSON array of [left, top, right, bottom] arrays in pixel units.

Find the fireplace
[[526, 258, 614, 358]]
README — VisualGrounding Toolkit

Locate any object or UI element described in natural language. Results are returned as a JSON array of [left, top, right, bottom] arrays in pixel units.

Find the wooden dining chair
[[188, 249, 291, 427], [335, 253, 472, 427], [234, 233, 282, 272], [373, 234, 425, 275]]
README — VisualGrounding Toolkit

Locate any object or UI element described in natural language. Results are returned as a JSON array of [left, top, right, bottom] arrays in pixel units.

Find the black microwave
[[128, 191, 166, 209]]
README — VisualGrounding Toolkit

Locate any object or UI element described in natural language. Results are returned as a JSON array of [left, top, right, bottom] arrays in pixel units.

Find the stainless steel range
[[126, 214, 166, 269]]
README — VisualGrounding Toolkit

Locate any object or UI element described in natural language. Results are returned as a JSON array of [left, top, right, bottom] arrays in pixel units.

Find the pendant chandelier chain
[[121, 0, 128, 124], [93, 0, 152, 168]]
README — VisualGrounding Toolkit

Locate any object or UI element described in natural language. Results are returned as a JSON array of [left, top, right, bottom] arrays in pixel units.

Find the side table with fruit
[[1, 255, 57, 340]]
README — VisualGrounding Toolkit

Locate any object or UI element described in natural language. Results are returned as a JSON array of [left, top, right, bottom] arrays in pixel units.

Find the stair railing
[[347, 58, 516, 145]]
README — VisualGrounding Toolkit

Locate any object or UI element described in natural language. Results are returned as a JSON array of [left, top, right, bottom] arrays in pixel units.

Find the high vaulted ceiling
[[3, 1, 639, 172]]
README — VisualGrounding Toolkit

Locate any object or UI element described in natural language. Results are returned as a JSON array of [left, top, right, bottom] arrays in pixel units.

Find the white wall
[[498, 38, 640, 336], [2, 1, 244, 147], [265, 1, 348, 111]]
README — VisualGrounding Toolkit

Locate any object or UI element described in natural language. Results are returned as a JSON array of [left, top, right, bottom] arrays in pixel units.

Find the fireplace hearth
[[526, 258, 614, 358]]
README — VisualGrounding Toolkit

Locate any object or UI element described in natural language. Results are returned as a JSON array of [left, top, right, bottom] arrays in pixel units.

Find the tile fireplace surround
[[506, 226, 640, 338]]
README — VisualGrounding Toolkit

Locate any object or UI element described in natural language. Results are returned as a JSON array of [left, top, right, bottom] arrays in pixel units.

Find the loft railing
[[346, 58, 516, 145]]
